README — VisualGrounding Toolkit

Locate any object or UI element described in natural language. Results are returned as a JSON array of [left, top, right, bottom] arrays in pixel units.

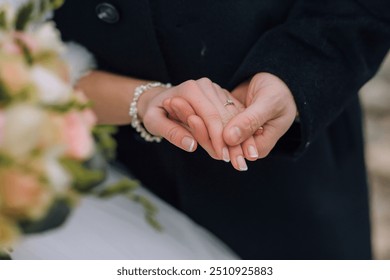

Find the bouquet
[[0, 0, 158, 257]]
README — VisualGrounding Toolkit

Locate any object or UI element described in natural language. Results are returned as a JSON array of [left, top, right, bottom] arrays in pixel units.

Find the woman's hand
[[76, 71, 251, 162], [223, 72, 298, 158], [139, 78, 259, 171]]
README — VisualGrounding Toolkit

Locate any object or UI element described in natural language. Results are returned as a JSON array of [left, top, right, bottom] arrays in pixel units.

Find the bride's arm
[[76, 70, 158, 125], [75, 70, 202, 154], [75, 71, 233, 162]]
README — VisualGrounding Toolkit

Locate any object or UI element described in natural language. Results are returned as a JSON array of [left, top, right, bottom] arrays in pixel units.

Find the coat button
[[96, 3, 120, 24]]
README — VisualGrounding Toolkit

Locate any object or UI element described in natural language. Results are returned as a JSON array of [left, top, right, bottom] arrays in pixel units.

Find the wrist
[[129, 82, 171, 142], [136, 84, 168, 121]]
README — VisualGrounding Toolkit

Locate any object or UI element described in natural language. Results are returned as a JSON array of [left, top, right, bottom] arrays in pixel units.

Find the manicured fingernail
[[230, 126, 242, 143], [222, 147, 230, 162], [248, 145, 259, 158], [182, 136, 195, 152], [237, 155, 248, 171]]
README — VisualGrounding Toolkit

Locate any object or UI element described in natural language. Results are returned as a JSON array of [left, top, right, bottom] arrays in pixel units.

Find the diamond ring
[[224, 99, 234, 107]]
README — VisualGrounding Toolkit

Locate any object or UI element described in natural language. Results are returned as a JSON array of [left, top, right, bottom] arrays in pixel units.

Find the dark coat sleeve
[[229, 0, 390, 158]]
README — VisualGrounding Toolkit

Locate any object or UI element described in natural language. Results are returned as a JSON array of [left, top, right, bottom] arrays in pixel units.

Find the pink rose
[[0, 58, 30, 93], [81, 108, 97, 130], [63, 111, 94, 160], [74, 90, 97, 129], [0, 169, 51, 219], [2, 40, 22, 55]]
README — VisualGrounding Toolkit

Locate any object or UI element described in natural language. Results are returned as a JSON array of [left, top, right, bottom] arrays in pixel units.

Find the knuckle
[[205, 112, 222, 123], [170, 96, 182, 107], [213, 82, 222, 90], [180, 80, 199, 94], [242, 113, 262, 134], [198, 77, 212, 85], [165, 126, 181, 143]]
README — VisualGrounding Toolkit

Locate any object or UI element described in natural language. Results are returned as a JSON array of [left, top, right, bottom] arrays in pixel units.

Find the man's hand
[[223, 72, 297, 158]]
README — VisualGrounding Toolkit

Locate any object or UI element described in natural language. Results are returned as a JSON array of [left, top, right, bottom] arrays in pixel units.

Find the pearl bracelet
[[129, 82, 172, 142]]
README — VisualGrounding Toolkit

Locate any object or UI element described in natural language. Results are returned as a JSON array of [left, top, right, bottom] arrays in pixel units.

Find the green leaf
[[0, 153, 14, 167], [33, 0, 64, 22], [93, 126, 118, 160], [10, 0, 65, 31], [15, 1, 35, 31], [37, 0, 50, 19], [60, 158, 105, 193], [146, 214, 163, 232], [133, 195, 158, 214], [0, 253, 11, 260], [15, 38, 34, 65], [97, 179, 162, 231], [0, 10, 7, 30], [130, 193, 162, 231], [49, 0, 65, 10], [0, 79, 11, 105], [98, 178, 139, 198], [46, 99, 92, 113]]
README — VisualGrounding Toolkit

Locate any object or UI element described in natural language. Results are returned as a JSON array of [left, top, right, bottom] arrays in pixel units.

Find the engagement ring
[[224, 99, 234, 107]]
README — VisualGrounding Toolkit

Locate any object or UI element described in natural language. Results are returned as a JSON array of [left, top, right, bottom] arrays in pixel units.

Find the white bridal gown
[[4, 0, 236, 261], [11, 167, 238, 260]]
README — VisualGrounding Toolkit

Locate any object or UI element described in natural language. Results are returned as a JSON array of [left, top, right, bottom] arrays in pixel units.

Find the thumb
[[223, 103, 266, 146], [223, 104, 288, 158]]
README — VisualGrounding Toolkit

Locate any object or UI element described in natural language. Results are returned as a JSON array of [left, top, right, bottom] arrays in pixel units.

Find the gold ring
[[224, 99, 234, 107]]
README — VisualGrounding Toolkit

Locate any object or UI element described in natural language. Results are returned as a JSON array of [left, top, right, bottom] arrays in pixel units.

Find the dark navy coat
[[54, 0, 390, 259]]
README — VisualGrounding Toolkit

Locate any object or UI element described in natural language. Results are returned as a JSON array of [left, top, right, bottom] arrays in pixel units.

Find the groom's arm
[[226, 0, 390, 158]]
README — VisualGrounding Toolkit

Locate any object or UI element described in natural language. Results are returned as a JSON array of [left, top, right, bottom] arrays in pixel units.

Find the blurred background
[[360, 51, 390, 259]]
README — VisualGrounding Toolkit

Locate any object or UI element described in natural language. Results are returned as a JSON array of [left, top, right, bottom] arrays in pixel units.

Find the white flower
[[0, 0, 26, 10], [34, 22, 65, 53], [63, 42, 96, 85], [30, 65, 71, 104], [3, 104, 44, 157], [43, 147, 72, 194]]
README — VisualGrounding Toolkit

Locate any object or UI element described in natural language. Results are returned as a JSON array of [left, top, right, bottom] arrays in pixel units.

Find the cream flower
[[0, 2, 16, 27], [34, 22, 65, 54], [0, 167, 53, 220], [43, 147, 72, 194], [3, 104, 44, 158], [30, 65, 71, 104]]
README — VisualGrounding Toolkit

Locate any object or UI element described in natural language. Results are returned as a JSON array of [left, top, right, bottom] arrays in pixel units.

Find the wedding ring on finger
[[255, 126, 264, 136], [224, 98, 235, 107]]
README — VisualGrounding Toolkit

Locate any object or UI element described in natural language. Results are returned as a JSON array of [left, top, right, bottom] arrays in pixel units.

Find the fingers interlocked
[[161, 78, 258, 171]]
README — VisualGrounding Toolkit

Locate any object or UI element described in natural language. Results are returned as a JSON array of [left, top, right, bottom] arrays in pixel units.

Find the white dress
[[3, 0, 237, 260], [11, 167, 238, 260]]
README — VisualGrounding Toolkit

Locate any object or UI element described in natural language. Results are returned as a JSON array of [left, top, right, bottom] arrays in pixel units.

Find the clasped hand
[[138, 73, 297, 171]]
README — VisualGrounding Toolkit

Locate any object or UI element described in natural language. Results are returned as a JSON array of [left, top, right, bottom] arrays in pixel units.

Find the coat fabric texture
[[54, 0, 390, 259]]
